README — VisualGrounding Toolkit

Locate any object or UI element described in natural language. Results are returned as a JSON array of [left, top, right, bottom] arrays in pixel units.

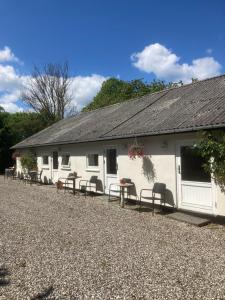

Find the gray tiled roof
[[12, 75, 225, 149]]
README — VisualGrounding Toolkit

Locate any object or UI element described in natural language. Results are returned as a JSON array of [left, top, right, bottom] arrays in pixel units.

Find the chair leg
[[139, 193, 142, 211], [152, 198, 155, 216]]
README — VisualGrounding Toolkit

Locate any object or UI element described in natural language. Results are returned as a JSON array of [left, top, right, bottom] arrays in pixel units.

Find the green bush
[[20, 152, 37, 171], [196, 130, 225, 191]]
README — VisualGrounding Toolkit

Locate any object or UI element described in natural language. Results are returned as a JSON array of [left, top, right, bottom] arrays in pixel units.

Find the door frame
[[175, 139, 217, 215], [51, 150, 59, 183], [103, 146, 118, 194]]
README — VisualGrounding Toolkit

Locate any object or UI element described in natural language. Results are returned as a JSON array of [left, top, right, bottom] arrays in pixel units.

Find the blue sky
[[0, 0, 224, 112]]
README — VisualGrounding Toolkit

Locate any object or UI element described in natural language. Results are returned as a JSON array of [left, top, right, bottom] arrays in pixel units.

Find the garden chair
[[139, 182, 166, 215], [79, 176, 98, 197], [36, 170, 43, 184], [57, 172, 77, 193], [64, 172, 77, 192], [108, 178, 132, 202]]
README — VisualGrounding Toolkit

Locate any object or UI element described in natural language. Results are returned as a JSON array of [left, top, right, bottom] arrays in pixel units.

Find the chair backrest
[[121, 178, 132, 183], [90, 176, 98, 183], [67, 172, 75, 178], [152, 182, 166, 195]]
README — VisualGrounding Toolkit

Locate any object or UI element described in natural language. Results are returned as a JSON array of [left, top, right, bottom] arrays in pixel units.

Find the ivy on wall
[[196, 130, 225, 191]]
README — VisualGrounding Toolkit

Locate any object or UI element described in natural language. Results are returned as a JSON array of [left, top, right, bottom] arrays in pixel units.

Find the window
[[61, 154, 70, 166], [42, 155, 49, 165], [53, 151, 58, 169], [181, 146, 211, 182], [106, 149, 117, 174], [87, 154, 99, 167]]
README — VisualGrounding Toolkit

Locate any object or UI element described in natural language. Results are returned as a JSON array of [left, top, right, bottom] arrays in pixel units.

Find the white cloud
[[69, 74, 107, 110], [0, 102, 23, 113], [0, 46, 107, 113], [131, 43, 222, 83], [0, 46, 19, 63]]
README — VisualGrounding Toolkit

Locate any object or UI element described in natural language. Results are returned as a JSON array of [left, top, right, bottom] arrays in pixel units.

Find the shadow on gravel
[[0, 266, 10, 286], [31, 285, 54, 300]]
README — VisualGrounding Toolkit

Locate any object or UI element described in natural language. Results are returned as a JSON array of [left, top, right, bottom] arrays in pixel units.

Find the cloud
[[0, 46, 107, 113], [131, 43, 222, 83], [0, 46, 19, 63], [0, 101, 23, 113], [69, 74, 107, 110]]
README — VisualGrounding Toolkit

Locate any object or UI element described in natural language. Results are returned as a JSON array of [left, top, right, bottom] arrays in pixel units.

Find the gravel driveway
[[1, 176, 225, 299]]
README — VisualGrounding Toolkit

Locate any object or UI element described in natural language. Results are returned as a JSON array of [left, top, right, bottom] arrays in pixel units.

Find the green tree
[[0, 111, 47, 173], [196, 130, 225, 191], [83, 78, 180, 112], [20, 152, 37, 171]]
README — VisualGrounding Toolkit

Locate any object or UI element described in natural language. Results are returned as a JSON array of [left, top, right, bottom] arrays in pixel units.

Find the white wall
[[16, 132, 225, 216]]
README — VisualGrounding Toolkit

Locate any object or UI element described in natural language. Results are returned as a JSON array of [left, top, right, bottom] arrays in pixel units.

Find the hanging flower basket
[[128, 139, 144, 159], [12, 150, 21, 160]]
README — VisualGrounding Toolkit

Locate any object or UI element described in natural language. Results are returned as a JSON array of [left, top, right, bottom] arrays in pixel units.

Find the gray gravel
[[1, 176, 225, 299]]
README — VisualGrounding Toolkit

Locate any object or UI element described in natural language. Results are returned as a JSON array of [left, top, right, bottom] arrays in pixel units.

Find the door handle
[[178, 165, 181, 174]]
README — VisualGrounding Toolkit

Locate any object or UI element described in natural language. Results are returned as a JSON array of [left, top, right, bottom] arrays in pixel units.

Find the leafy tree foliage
[[0, 111, 46, 173], [83, 78, 182, 111], [20, 152, 37, 171], [197, 130, 225, 190]]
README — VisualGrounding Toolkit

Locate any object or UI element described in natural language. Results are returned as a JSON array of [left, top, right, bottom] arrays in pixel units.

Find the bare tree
[[22, 62, 73, 122]]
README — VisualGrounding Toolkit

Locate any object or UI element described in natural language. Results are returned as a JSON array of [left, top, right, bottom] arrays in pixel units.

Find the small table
[[59, 176, 82, 195], [114, 182, 134, 208]]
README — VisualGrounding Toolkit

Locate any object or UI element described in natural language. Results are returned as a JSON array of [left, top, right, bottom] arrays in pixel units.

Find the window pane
[[88, 154, 99, 167], [53, 151, 58, 169], [181, 146, 211, 182], [43, 156, 48, 165], [106, 149, 117, 174], [62, 154, 70, 166]]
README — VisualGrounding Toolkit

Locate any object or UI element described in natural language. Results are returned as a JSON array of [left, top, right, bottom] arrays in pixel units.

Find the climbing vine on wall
[[196, 130, 225, 191]]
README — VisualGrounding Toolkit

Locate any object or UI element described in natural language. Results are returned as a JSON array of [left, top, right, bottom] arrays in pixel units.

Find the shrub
[[20, 152, 37, 171], [196, 130, 225, 191]]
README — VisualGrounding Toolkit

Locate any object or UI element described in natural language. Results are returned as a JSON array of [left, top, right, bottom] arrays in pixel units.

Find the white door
[[104, 148, 119, 194], [176, 143, 214, 214], [51, 151, 59, 183]]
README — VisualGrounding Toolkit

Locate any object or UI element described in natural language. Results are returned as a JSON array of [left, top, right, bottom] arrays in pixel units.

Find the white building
[[13, 75, 225, 217]]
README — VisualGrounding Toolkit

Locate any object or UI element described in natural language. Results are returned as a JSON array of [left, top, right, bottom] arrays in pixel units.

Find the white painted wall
[[16, 132, 225, 216]]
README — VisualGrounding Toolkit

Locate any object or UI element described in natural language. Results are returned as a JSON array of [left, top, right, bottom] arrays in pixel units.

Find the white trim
[[85, 169, 100, 173], [42, 166, 49, 170], [175, 139, 216, 215], [103, 146, 118, 194], [60, 153, 71, 169], [86, 153, 99, 169]]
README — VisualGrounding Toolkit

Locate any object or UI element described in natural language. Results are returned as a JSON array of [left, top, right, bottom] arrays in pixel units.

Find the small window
[[106, 149, 117, 174], [61, 154, 70, 166], [42, 155, 49, 165], [87, 154, 99, 167], [181, 146, 211, 182]]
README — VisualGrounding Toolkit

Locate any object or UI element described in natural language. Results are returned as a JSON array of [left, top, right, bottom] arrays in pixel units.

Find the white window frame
[[86, 153, 99, 172], [42, 155, 49, 169], [61, 153, 71, 170]]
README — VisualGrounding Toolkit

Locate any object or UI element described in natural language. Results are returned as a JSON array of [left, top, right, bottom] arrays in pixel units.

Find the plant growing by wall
[[20, 152, 37, 171], [196, 130, 225, 191]]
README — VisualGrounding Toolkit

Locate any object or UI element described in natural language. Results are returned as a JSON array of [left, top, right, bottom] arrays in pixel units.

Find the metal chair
[[79, 176, 98, 197], [64, 172, 77, 192], [139, 182, 166, 215], [36, 170, 43, 184], [108, 178, 131, 201]]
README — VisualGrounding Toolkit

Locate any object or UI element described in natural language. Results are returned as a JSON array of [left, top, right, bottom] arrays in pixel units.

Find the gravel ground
[[1, 177, 225, 299]]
